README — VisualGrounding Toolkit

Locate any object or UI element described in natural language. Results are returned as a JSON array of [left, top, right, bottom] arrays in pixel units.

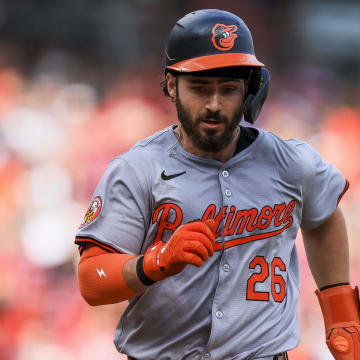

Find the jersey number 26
[[246, 256, 286, 302]]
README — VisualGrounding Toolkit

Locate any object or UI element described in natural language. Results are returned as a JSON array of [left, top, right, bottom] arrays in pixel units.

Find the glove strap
[[136, 256, 156, 286]]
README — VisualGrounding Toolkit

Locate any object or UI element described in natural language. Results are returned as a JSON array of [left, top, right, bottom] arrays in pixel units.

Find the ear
[[166, 72, 177, 100]]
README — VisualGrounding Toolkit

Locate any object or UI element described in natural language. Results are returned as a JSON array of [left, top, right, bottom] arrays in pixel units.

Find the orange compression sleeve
[[78, 245, 139, 306]]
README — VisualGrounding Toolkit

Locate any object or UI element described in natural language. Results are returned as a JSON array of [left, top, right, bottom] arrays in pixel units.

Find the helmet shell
[[165, 9, 264, 72]]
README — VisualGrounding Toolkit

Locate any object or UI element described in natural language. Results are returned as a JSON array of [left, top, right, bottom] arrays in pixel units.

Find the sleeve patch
[[79, 196, 102, 229]]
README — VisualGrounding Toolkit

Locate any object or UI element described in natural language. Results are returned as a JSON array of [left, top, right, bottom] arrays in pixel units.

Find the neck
[[174, 125, 240, 163]]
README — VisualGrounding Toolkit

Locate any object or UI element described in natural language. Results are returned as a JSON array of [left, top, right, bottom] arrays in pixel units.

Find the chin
[[192, 134, 229, 153]]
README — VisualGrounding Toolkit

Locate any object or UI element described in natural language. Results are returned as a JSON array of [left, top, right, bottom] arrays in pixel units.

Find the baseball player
[[75, 9, 360, 360]]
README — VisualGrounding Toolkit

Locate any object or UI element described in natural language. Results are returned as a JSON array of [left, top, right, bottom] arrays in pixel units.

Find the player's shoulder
[[105, 125, 177, 176], [260, 130, 321, 182], [130, 125, 176, 149], [262, 130, 317, 160], [124, 125, 176, 157], [109, 125, 176, 164]]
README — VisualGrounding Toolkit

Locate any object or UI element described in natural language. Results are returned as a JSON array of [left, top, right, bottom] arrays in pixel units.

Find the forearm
[[78, 220, 215, 306], [301, 207, 349, 289], [123, 255, 149, 292], [78, 245, 147, 306]]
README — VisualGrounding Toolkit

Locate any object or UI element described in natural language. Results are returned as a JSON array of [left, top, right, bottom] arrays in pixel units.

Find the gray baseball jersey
[[75, 125, 348, 360]]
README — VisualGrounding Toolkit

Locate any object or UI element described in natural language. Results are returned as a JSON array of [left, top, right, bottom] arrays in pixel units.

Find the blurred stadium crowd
[[0, 1, 359, 359]]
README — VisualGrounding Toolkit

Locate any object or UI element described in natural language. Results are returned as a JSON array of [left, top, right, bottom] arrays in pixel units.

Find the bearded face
[[176, 84, 245, 152]]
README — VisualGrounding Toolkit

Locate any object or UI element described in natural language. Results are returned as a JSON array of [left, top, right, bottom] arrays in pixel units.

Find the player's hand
[[316, 285, 360, 360], [142, 219, 216, 281]]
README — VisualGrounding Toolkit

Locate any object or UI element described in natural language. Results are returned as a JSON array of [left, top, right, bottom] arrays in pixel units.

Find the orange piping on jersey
[[337, 180, 350, 205], [75, 237, 120, 254], [214, 220, 293, 251]]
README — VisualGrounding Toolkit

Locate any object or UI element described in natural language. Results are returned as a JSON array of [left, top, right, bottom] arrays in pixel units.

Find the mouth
[[201, 119, 222, 128], [221, 36, 234, 44]]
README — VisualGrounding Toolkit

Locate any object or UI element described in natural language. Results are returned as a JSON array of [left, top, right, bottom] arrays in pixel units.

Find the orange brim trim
[[166, 53, 264, 72]]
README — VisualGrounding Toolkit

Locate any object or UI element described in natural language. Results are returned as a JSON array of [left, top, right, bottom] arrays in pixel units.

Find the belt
[[273, 352, 288, 360], [128, 352, 288, 360], [258, 352, 288, 360], [269, 352, 289, 360]]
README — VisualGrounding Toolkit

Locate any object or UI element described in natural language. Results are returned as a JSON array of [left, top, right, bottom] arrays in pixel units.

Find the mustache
[[197, 111, 226, 122]]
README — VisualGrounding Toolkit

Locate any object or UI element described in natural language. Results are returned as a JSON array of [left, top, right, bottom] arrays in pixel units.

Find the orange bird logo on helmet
[[211, 24, 238, 51]]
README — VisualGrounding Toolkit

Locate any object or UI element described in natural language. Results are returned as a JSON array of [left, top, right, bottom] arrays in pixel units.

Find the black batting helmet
[[165, 9, 270, 124]]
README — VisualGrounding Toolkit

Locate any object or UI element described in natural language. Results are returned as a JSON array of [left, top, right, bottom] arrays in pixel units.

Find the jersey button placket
[[208, 168, 228, 353], [215, 310, 224, 319], [222, 170, 229, 178]]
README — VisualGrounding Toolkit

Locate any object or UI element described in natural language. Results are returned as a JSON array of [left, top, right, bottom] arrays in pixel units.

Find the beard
[[176, 98, 244, 153]]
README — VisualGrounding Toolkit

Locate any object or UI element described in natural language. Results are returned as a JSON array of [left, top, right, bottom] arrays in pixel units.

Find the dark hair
[[160, 67, 252, 98], [160, 70, 176, 97]]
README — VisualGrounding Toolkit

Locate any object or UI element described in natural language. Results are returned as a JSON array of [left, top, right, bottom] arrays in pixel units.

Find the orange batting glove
[[316, 285, 360, 360], [141, 219, 216, 282]]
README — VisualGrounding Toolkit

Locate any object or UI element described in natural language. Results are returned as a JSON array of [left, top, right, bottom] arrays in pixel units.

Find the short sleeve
[[75, 157, 149, 254], [300, 143, 349, 229]]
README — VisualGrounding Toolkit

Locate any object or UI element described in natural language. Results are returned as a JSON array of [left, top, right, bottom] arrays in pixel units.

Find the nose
[[205, 91, 222, 113]]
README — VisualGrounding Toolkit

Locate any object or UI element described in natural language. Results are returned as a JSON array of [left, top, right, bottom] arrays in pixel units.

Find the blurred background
[[0, 0, 359, 359]]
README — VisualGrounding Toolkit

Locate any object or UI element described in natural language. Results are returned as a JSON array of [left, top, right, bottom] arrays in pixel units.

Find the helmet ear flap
[[244, 68, 270, 124], [247, 68, 262, 94]]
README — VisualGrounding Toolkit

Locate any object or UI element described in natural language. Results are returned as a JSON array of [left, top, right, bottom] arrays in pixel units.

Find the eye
[[222, 86, 237, 95], [190, 86, 210, 95]]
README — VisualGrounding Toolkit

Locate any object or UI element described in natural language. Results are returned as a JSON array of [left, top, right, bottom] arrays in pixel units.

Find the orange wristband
[[316, 285, 360, 331], [316, 285, 360, 359]]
